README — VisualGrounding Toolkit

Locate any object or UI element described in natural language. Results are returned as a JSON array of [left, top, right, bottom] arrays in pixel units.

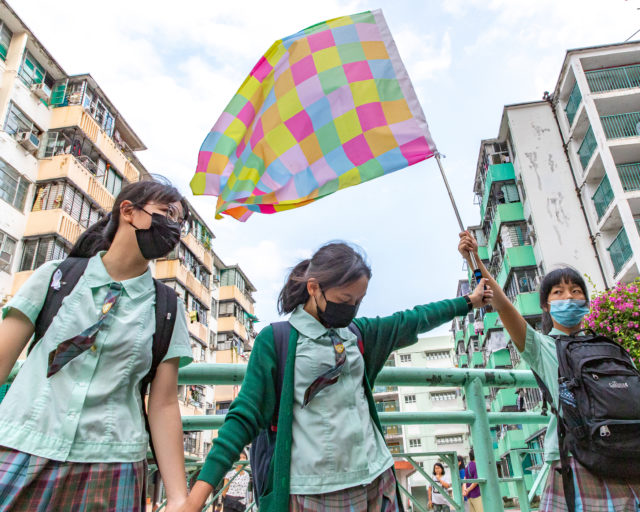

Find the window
[[409, 439, 422, 448], [4, 102, 40, 136], [167, 242, 211, 288], [18, 50, 53, 88], [0, 157, 29, 211], [103, 167, 123, 196], [0, 231, 17, 272], [210, 297, 218, 317], [505, 268, 541, 300], [435, 434, 464, 445], [404, 394, 416, 404], [20, 237, 68, 271], [186, 292, 208, 327], [0, 20, 12, 61], [425, 350, 450, 361], [399, 354, 412, 363], [431, 391, 457, 401]]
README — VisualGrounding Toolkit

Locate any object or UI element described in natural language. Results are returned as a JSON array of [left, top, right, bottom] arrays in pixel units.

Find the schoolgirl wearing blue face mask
[[459, 231, 640, 512]]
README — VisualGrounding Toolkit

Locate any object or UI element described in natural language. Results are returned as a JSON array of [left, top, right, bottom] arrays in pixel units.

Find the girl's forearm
[[148, 400, 187, 502], [464, 253, 528, 350], [187, 480, 214, 510]]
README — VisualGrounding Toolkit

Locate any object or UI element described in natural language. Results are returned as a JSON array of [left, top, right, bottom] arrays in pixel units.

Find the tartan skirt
[[290, 467, 399, 512], [539, 457, 640, 512], [0, 447, 145, 512]]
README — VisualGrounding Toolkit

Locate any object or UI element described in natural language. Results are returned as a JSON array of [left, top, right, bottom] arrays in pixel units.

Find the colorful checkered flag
[[191, 9, 437, 221]]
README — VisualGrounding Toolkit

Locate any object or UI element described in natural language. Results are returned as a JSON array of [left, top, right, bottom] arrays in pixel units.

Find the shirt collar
[[83, 252, 154, 300], [549, 327, 585, 336], [289, 305, 352, 341]]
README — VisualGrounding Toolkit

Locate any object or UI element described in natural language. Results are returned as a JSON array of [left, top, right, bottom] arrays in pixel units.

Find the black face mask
[[132, 213, 181, 260], [316, 290, 359, 328]]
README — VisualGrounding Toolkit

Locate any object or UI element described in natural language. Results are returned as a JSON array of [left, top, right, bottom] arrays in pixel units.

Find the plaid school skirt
[[0, 447, 145, 512], [539, 457, 640, 512], [290, 467, 399, 512]]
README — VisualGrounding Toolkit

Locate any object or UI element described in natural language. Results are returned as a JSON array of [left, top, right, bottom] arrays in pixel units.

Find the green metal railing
[[586, 64, 640, 93], [174, 364, 548, 512], [617, 163, 640, 191], [601, 112, 640, 139], [608, 227, 633, 275], [591, 174, 614, 220], [565, 82, 582, 125], [577, 126, 597, 169]]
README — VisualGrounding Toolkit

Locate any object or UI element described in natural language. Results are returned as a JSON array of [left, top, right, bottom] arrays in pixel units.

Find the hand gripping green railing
[[174, 364, 548, 512]]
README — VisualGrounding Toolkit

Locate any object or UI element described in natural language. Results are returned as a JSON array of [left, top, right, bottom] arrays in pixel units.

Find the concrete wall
[[507, 102, 606, 291]]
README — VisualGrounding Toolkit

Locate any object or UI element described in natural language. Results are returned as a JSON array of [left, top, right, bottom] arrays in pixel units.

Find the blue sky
[[19, 0, 639, 331]]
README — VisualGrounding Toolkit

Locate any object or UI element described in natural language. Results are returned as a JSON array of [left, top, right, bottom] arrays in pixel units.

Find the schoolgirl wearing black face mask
[[0, 180, 194, 512], [186, 242, 493, 512]]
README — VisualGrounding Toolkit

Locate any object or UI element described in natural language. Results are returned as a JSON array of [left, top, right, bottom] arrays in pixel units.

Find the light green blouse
[[521, 325, 566, 462], [0, 253, 193, 463], [288, 305, 393, 495]]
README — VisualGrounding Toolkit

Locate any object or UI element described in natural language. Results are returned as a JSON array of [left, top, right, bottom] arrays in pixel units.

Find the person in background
[[221, 451, 250, 512], [457, 455, 469, 512], [463, 449, 483, 512], [428, 462, 451, 511]]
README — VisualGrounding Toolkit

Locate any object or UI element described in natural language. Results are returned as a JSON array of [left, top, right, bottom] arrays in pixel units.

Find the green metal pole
[[182, 411, 548, 431], [464, 377, 504, 512], [509, 450, 530, 512], [178, 364, 540, 388]]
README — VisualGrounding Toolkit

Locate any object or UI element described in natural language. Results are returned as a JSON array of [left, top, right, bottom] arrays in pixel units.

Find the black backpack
[[249, 321, 363, 506], [29, 257, 178, 466], [533, 331, 640, 511]]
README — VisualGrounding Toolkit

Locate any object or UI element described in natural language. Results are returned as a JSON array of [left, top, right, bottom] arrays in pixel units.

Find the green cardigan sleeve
[[197, 326, 278, 486], [353, 297, 469, 382]]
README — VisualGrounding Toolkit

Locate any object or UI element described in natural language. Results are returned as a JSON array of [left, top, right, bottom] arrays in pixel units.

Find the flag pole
[[434, 152, 482, 284]]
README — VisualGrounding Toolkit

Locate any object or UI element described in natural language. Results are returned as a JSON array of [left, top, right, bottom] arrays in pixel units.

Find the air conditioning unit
[[15, 131, 40, 152], [30, 82, 51, 101]]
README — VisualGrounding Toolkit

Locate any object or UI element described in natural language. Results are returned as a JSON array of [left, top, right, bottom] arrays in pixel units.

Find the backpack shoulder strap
[[348, 322, 364, 355], [146, 279, 178, 386], [270, 321, 291, 430], [31, 257, 89, 354], [140, 279, 178, 466]]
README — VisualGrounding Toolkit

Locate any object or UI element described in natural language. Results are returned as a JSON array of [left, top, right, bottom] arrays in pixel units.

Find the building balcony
[[218, 285, 255, 316], [511, 292, 542, 317], [488, 203, 525, 253], [470, 350, 484, 369], [608, 227, 633, 276], [154, 259, 211, 307], [617, 163, 640, 192], [578, 126, 597, 170], [565, 82, 582, 126], [455, 330, 463, 343], [187, 319, 208, 345], [586, 64, 640, 94], [482, 311, 500, 334], [38, 154, 114, 211], [491, 387, 518, 413], [375, 401, 399, 413], [49, 105, 139, 183], [496, 427, 526, 459], [601, 112, 640, 140], [486, 348, 512, 370], [457, 354, 469, 368], [592, 174, 615, 221], [217, 316, 249, 341], [382, 425, 403, 441], [373, 386, 399, 400], [479, 163, 516, 220], [496, 245, 536, 287], [23, 209, 82, 246], [183, 232, 213, 272]]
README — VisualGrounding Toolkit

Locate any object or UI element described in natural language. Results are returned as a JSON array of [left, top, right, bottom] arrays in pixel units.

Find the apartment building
[[0, 0, 259, 467]]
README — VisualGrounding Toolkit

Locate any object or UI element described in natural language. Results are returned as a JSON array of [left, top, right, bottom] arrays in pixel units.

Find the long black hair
[[277, 241, 372, 315], [69, 179, 189, 258], [539, 267, 589, 334]]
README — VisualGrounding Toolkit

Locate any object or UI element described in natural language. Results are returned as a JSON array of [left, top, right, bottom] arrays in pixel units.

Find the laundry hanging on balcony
[[191, 9, 437, 220]]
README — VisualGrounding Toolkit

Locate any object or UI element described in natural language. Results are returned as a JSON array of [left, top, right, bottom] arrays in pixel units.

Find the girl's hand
[[458, 231, 479, 261], [469, 278, 493, 308]]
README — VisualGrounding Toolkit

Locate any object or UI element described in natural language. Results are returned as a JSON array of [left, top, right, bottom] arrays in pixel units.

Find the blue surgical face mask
[[549, 299, 589, 328]]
